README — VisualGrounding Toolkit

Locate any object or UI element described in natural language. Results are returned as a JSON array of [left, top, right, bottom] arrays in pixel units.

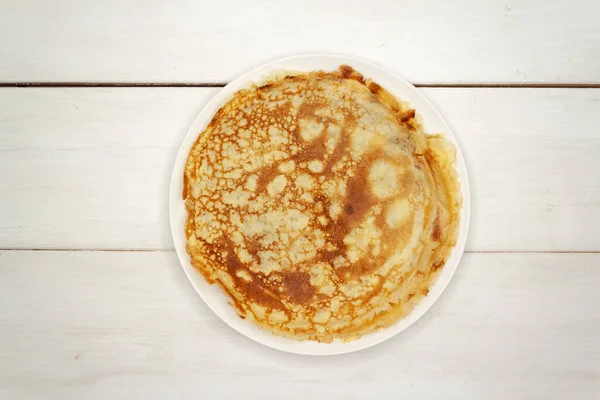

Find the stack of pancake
[[183, 66, 461, 342]]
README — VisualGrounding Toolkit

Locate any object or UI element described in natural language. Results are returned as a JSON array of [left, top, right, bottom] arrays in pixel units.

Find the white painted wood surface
[[0, 87, 599, 251], [1, 0, 599, 397], [0, 0, 599, 83], [0, 251, 598, 400]]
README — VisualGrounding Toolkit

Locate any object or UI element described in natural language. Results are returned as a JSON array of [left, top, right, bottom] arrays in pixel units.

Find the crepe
[[183, 65, 461, 342]]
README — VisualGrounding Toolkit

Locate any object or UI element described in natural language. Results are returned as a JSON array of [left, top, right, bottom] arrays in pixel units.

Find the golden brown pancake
[[183, 66, 461, 342]]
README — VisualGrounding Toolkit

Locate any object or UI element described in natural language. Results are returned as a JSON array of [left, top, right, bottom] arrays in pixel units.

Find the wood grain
[[0, 87, 598, 251], [0, 251, 598, 399], [0, 0, 598, 84]]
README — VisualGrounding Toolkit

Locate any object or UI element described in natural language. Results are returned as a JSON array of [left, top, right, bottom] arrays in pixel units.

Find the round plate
[[169, 54, 471, 356]]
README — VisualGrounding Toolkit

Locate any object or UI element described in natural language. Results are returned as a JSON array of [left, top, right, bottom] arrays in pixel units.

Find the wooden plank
[[0, 88, 217, 250], [427, 88, 600, 251], [0, 251, 598, 399], [1, 87, 599, 251], [0, 0, 599, 84]]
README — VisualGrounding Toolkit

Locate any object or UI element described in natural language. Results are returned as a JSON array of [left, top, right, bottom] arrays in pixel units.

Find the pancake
[[183, 65, 461, 342]]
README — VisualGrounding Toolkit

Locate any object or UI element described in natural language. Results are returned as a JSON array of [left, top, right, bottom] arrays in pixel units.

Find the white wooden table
[[1, 1, 599, 399]]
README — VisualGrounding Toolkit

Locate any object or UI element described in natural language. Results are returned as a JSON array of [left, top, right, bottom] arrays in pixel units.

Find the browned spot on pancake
[[246, 237, 262, 264], [431, 260, 444, 272], [400, 109, 416, 123], [423, 149, 442, 186], [265, 100, 293, 122], [259, 83, 274, 91], [221, 239, 285, 311], [182, 173, 189, 200], [339, 65, 365, 83], [431, 214, 441, 241], [367, 81, 400, 112], [297, 100, 327, 121], [367, 81, 383, 95], [284, 100, 330, 164], [324, 114, 356, 172], [359, 279, 386, 305], [282, 271, 315, 304], [291, 134, 328, 164], [256, 163, 281, 192], [341, 174, 372, 230], [336, 258, 378, 280], [323, 152, 381, 279]]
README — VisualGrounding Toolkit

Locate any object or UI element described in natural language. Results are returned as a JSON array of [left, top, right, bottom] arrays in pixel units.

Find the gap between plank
[[0, 248, 598, 254], [1, 82, 600, 89]]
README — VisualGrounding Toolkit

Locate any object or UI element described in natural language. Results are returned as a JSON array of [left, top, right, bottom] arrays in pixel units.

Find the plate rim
[[169, 54, 471, 356]]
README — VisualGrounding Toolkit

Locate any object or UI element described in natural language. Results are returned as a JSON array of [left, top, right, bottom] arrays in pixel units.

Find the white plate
[[169, 54, 471, 356]]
